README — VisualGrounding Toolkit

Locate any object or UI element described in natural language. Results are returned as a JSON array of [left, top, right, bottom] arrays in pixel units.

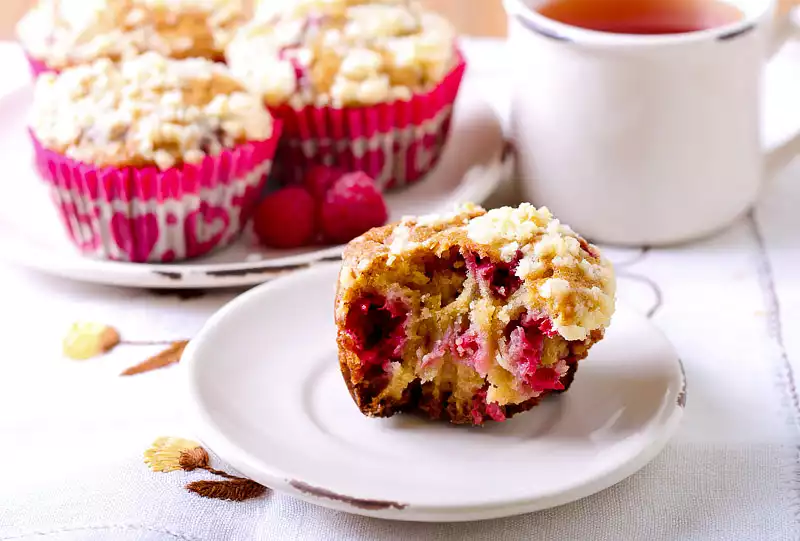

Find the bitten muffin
[[29, 52, 280, 262], [17, 0, 244, 75], [226, 0, 466, 189], [335, 203, 616, 425]]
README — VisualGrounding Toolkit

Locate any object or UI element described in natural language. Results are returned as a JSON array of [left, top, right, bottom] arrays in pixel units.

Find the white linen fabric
[[1, 39, 800, 540]]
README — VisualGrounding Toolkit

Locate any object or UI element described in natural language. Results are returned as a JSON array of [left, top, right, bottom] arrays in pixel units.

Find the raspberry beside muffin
[[335, 203, 616, 425]]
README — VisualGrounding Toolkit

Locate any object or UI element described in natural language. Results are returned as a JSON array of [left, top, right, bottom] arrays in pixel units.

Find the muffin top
[[30, 52, 274, 170], [226, 0, 458, 108], [340, 203, 616, 342], [17, 0, 244, 70]]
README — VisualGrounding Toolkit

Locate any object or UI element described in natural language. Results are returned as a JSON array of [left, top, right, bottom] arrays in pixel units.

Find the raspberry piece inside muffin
[[335, 203, 616, 425], [345, 294, 408, 367], [471, 389, 507, 425], [465, 251, 523, 300]]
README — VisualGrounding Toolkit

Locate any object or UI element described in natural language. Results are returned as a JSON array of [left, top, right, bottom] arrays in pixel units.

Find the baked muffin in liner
[[29, 53, 280, 262], [335, 203, 616, 425], [227, 0, 465, 190]]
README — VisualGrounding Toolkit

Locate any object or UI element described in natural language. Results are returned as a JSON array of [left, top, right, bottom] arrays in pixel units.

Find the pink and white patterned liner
[[25, 54, 53, 78], [30, 124, 281, 263], [272, 54, 467, 190]]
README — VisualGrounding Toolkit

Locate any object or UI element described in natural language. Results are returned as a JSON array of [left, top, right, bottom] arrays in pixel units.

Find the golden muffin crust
[[226, 0, 458, 108], [29, 53, 274, 170], [17, 0, 244, 69], [335, 203, 616, 424]]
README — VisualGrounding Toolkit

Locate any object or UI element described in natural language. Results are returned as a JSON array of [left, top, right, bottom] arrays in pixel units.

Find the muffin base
[[339, 340, 589, 425], [272, 54, 467, 191], [30, 123, 282, 263]]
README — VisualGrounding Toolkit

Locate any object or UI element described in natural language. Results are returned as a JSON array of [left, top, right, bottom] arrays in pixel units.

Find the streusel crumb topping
[[30, 52, 274, 170], [226, 0, 457, 107], [466, 204, 615, 341], [17, 0, 244, 69], [344, 203, 615, 342]]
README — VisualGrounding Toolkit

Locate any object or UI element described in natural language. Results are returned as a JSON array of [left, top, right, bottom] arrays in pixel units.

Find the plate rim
[[183, 263, 686, 522], [0, 85, 509, 289]]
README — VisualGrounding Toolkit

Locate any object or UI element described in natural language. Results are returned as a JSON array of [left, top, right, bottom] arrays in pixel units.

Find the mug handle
[[764, 8, 800, 178]]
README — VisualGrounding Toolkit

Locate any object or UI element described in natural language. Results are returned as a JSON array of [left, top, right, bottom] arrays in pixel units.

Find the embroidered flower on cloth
[[62, 322, 121, 360], [144, 437, 267, 502], [144, 437, 202, 472], [61, 321, 190, 375], [61, 322, 267, 502]]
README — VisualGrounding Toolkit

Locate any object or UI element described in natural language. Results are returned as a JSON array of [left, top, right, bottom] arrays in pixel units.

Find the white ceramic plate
[[0, 78, 508, 289], [184, 263, 686, 522]]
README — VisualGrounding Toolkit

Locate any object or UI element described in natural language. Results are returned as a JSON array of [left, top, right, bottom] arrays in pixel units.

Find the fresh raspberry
[[320, 172, 388, 244], [302, 165, 346, 200], [253, 186, 316, 249]]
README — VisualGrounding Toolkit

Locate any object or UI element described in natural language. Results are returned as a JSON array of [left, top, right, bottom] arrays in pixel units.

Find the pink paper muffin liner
[[271, 54, 467, 190], [25, 53, 55, 79], [30, 122, 282, 263]]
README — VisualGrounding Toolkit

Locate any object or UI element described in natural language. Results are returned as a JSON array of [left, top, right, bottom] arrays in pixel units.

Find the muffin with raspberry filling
[[335, 203, 616, 425]]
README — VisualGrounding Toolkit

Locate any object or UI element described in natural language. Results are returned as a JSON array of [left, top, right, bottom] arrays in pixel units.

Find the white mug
[[504, 0, 800, 245]]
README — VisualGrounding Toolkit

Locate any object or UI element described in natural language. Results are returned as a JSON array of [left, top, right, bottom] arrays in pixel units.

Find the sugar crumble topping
[[499, 241, 520, 263], [386, 224, 418, 265], [378, 203, 616, 341], [466, 203, 561, 246], [30, 52, 273, 169], [408, 203, 477, 227], [226, 0, 458, 108], [17, 0, 244, 69], [467, 204, 614, 341]]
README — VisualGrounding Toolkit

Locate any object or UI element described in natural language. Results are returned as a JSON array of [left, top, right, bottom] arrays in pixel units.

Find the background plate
[[0, 76, 508, 289]]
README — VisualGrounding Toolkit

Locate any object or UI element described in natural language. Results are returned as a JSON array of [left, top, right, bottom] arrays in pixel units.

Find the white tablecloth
[[2, 39, 800, 540]]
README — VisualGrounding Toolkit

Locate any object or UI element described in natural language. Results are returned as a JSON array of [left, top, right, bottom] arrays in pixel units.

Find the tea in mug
[[537, 0, 744, 35]]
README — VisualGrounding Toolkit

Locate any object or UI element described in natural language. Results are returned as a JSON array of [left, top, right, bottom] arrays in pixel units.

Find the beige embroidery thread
[[63, 322, 121, 360], [145, 437, 268, 502], [61, 322, 190, 375]]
